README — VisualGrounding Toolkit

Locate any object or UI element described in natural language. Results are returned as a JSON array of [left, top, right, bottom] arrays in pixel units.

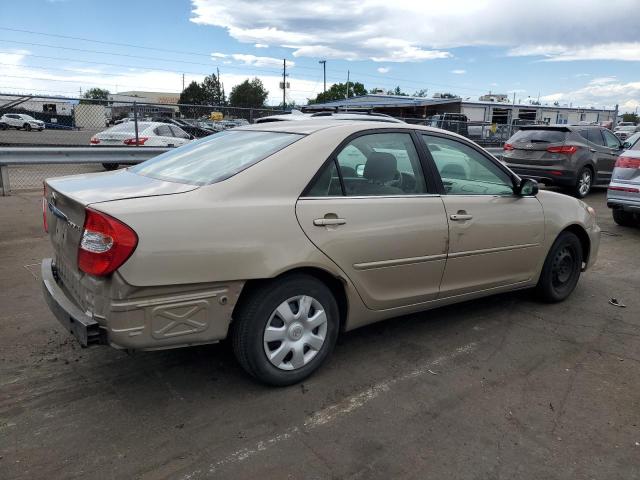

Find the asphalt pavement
[[0, 190, 638, 480]]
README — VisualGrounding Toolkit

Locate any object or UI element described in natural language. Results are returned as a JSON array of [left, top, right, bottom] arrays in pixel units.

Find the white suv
[[0, 113, 46, 131]]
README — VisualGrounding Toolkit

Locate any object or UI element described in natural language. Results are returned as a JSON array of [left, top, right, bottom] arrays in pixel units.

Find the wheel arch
[[232, 266, 349, 332], [559, 223, 591, 267]]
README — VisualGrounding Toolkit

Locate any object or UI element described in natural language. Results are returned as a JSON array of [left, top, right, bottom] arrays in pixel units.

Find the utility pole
[[182, 74, 185, 91], [319, 59, 326, 95], [282, 59, 287, 110], [512, 91, 516, 105], [346, 70, 350, 99]]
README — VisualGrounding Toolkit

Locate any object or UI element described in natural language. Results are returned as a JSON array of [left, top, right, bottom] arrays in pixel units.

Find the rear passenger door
[[599, 129, 623, 184], [296, 130, 449, 310], [421, 134, 545, 297]]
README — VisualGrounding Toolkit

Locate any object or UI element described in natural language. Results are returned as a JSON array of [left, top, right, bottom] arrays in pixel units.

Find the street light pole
[[318, 60, 326, 95]]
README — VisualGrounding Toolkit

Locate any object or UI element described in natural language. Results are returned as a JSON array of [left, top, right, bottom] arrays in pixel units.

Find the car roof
[[237, 118, 470, 139]]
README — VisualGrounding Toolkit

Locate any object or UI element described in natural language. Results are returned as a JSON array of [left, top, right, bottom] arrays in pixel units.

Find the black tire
[[24, 123, 31, 131], [612, 209, 637, 227], [232, 274, 339, 386], [571, 166, 593, 198], [0, 123, 7, 130], [535, 231, 583, 302], [102, 163, 119, 171]]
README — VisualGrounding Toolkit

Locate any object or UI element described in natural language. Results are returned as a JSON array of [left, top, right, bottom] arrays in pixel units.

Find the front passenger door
[[600, 129, 623, 184], [421, 134, 545, 297]]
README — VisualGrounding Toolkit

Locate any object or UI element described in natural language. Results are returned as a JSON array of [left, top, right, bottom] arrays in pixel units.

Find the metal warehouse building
[[304, 94, 617, 126]]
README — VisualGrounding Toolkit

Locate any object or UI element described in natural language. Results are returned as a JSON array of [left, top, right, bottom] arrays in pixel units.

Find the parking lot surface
[[0, 190, 638, 480]]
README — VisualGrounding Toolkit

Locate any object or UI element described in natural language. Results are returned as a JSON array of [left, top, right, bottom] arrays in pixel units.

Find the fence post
[[133, 101, 139, 145], [0, 164, 10, 196], [249, 108, 254, 123]]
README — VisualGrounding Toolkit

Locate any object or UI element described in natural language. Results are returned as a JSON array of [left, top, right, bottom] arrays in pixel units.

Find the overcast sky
[[1, 0, 639, 111]]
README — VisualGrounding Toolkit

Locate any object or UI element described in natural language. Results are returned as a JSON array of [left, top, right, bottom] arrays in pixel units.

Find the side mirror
[[355, 164, 365, 177], [516, 178, 539, 196]]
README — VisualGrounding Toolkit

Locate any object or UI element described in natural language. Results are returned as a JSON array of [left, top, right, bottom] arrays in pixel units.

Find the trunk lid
[[44, 170, 198, 309]]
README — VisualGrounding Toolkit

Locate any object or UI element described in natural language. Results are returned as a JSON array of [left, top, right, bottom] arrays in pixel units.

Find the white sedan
[[0, 113, 45, 131], [90, 121, 192, 147]]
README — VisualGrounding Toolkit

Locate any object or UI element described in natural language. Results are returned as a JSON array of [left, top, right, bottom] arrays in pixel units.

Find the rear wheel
[[24, 123, 32, 131], [232, 274, 339, 386], [535, 231, 583, 302], [612, 209, 637, 227], [572, 166, 593, 198]]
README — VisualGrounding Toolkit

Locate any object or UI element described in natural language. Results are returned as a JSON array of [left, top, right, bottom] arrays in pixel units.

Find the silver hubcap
[[578, 171, 591, 196], [263, 295, 328, 371]]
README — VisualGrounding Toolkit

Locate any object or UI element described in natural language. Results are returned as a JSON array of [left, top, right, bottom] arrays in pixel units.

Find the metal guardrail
[[0, 147, 169, 195]]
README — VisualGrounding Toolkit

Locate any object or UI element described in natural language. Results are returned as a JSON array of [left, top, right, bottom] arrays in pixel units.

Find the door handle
[[589, 148, 596, 153], [450, 213, 473, 221], [313, 218, 346, 226]]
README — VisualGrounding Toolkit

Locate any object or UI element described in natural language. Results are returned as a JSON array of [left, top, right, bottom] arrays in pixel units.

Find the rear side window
[[132, 130, 302, 185], [603, 129, 622, 149], [509, 129, 566, 143]]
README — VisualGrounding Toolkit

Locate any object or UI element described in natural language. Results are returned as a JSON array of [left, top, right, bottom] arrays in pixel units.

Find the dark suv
[[502, 125, 623, 197]]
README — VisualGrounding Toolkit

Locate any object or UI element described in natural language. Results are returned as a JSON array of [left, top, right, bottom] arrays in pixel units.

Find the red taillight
[[550, 170, 563, 176], [546, 145, 578, 154], [78, 209, 138, 276], [614, 156, 640, 169], [503, 143, 514, 151], [123, 137, 149, 146], [608, 185, 640, 193], [90, 137, 100, 144], [42, 183, 48, 233]]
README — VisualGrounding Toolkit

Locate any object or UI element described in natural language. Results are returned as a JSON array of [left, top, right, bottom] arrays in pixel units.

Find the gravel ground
[[0, 189, 638, 480]]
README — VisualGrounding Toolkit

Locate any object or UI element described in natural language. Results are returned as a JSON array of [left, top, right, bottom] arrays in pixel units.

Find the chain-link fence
[[0, 93, 284, 147]]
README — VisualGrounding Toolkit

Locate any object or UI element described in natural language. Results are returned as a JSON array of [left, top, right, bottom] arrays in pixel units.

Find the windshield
[[131, 130, 303, 185], [508, 129, 566, 143], [627, 132, 640, 150]]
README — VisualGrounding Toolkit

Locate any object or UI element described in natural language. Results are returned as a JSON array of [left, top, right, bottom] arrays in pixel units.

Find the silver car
[[608, 132, 640, 226]]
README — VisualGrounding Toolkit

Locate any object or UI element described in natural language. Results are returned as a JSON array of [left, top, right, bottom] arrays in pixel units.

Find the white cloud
[[540, 80, 640, 111], [212, 52, 292, 68], [451, 69, 466, 74], [254, 43, 269, 48], [377, 67, 389, 74], [589, 76, 617, 85], [190, 0, 640, 62], [508, 43, 640, 62]]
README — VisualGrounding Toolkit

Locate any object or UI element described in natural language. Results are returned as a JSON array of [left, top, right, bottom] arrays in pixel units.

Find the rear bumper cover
[[41, 258, 105, 347], [506, 166, 576, 187]]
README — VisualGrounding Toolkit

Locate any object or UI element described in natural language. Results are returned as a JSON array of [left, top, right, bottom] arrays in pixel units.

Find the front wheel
[[232, 274, 339, 386], [572, 167, 593, 198], [535, 231, 583, 302]]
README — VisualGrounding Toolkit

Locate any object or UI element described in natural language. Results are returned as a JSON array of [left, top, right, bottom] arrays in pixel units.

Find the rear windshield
[[627, 132, 640, 150], [509, 129, 566, 143], [108, 122, 152, 133], [131, 130, 303, 185]]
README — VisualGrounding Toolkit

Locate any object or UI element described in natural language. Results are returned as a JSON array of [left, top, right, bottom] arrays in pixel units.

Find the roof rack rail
[[309, 111, 394, 118]]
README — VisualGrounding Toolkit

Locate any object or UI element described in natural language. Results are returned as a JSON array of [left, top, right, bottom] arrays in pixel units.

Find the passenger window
[[602, 129, 621, 149], [422, 135, 514, 195], [588, 129, 605, 146], [306, 133, 427, 196], [156, 125, 172, 137], [305, 160, 342, 197]]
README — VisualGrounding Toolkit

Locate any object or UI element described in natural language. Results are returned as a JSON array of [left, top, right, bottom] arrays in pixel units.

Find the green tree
[[178, 81, 208, 115], [387, 86, 408, 96], [413, 89, 429, 97], [229, 78, 269, 108], [202, 72, 226, 105], [309, 82, 367, 104], [80, 87, 110, 104], [622, 113, 639, 123]]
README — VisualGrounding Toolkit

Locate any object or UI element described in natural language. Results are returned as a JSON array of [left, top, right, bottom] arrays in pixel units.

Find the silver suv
[[503, 125, 623, 198], [607, 132, 640, 226]]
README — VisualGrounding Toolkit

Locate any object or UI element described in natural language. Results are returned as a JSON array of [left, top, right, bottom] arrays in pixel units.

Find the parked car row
[[613, 121, 639, 141], [502, 124, 640, 226]]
